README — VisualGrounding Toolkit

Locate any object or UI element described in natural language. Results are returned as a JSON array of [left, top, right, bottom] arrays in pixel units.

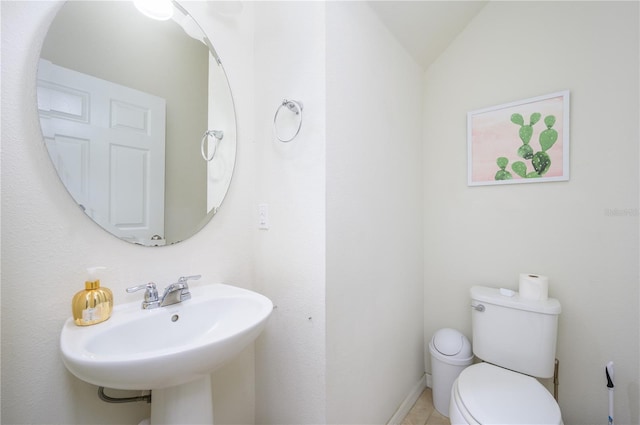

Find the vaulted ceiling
[[367, 1, 488, 69]]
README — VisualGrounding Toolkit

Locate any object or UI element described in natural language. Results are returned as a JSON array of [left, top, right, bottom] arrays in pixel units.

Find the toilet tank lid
[[471, 286, 561, 315]]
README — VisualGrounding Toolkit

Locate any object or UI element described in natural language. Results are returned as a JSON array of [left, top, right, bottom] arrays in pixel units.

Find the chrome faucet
[[127, 275, 201, 309], [160, 275, 199, 307]]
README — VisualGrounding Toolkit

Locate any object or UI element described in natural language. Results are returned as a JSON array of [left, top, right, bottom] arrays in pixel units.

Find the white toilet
[[449, 285, 563, 425]]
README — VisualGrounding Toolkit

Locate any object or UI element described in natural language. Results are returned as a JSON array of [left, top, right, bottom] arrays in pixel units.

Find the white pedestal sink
[[60, 283, 273, 424]]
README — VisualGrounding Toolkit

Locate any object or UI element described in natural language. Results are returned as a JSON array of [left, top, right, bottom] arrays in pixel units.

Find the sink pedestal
[[150, 376, 213, 424]]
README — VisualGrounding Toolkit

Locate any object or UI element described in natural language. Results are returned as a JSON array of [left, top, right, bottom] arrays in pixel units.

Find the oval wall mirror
[[37, 1, 237, 246]]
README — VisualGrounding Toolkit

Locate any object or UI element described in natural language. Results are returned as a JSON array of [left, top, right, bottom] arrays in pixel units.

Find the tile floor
[[401, 388, 450, 425]]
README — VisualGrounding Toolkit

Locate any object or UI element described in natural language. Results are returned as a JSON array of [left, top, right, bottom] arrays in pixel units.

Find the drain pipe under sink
[[98, 387, 151, 404]]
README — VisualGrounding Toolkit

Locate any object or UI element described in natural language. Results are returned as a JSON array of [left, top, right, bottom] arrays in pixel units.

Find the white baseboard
[[426, 372, 433, 388], [386, 374, 427, 425]]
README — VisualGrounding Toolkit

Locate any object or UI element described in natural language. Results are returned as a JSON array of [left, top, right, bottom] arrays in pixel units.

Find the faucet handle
[[126, 282, 159, 308], [177, 275, 201, 285]]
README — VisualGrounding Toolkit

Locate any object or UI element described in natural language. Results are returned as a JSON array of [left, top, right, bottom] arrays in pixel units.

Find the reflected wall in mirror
[[37, 1, 237, 246]]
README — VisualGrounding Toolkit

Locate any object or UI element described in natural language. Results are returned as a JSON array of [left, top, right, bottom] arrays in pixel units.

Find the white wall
[[251, 2, 327, 423], [423, 2, 639, 425], [326, 2, 424, 424], [1, 1, 257, 424]]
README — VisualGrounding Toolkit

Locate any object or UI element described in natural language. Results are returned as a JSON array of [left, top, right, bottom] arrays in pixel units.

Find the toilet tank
[[470, 286, 561, 378]]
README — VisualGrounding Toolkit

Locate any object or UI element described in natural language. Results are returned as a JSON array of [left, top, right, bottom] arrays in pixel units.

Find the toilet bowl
[[449, 363, 562, 425]]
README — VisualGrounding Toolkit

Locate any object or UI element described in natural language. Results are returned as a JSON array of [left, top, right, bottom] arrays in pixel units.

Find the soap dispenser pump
[[72, 267, 113, 326]]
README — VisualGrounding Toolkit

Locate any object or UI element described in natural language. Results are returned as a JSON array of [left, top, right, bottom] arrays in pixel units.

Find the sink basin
[[60, 283, 273, 390]]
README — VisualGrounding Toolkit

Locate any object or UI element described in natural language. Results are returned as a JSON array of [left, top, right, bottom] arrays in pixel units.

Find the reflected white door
[[37, 59, 166, 245]]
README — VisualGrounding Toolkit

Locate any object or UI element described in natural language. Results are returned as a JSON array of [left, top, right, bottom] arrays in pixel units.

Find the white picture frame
[[467, 90, 570, 186]]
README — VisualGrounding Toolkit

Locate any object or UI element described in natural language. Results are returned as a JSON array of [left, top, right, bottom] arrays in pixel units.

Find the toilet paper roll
[[519, 273, 549, 300]]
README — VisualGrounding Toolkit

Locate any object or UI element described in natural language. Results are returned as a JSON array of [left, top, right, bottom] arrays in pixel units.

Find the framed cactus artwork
[[467, 90, 570, 186]]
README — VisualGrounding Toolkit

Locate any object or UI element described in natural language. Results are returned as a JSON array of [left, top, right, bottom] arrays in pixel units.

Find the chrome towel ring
[[201, 129, 224, 161], [273, 99, 303, 143]]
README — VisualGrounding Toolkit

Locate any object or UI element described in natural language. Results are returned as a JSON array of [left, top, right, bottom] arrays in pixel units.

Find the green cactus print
[[496, 112, 557, 180], [539, 116, 558, 152], [495, 157, 512, 180]]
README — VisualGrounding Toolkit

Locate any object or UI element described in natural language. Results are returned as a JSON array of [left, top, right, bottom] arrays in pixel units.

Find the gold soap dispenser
[[72, 267, 113, 326]]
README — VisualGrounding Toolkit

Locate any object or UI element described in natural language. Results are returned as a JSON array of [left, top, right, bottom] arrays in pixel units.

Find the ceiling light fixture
[[133, 0, 174, 21]]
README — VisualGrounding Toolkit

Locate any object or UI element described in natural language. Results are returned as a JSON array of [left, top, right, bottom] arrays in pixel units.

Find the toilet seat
[[453, 363, 562, 425]]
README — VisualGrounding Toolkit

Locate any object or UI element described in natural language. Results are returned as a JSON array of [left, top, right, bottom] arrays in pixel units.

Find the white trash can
[[429, 328, 473, 417]]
